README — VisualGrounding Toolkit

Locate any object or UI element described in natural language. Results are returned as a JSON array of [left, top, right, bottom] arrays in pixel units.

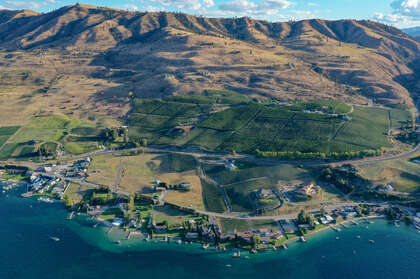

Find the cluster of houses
[[29, 174, 61, 195], [254, 188, 276, 200], [297, 183, 318, 196], [377, 184, 394, 193], [225, 160, 237, 171], [64, 157, 91, 178], [413, 213, 420, 230]]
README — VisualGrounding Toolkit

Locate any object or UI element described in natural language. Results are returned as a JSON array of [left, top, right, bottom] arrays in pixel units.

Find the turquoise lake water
[[0, 180, 419, 279]]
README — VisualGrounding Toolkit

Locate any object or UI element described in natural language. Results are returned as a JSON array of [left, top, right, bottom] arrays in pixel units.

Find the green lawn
[[99, 208, 124, 221], [64, 142, 98, 155], [218, 218, 278, 233]]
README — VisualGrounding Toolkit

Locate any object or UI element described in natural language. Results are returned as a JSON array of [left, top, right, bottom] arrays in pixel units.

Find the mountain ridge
[[0, 4, 419, 114]]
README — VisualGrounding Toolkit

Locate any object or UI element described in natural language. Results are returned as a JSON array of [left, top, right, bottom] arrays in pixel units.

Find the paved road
[[195, 202, 371, 221], [53, 140, 420, 169]]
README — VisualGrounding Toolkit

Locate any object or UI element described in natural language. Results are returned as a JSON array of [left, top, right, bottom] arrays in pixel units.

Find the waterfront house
[[153, 224, 168, 233], [186, 232, 199, 240], [112, 219, 123, 227], [237, 232, 253, 244], [271, 233, 283, 240]]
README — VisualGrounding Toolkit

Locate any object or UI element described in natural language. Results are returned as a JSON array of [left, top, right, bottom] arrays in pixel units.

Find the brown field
[[87, 152, 205, 208], [358, 159, 420, 193]]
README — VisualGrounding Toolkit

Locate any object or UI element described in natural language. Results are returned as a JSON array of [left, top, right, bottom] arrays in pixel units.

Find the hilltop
[[0, 4, 419, 128]]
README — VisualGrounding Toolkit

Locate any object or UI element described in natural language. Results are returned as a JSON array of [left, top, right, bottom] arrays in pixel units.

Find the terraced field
[[128, 94, 409, 156]]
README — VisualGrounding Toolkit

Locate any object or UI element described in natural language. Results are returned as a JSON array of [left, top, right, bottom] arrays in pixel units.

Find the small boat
[[273, 246, 277, 251], [115, 240, 121, 244], [282, 244, 288, 250], [353, 250, 356, 255], [38, 197, 53, 203], [336, 236, 340, 240], [368, 221, 374, 224], [232, 250, 241, 258], [176, 239, 182, 244], [202, 243, 210, 250], [300, 236, 306, 242], [356, 235, 361, 239], [369, 240, 375, 244], [244, 256, 250, 259], [226, 264, 232, 268], [49, 236, 60, 242], [250, 249, 257, 254]]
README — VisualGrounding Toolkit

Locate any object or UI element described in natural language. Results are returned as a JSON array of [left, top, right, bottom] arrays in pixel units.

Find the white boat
[[38, 197, 54, 203], [202, 243, 210, 250], [232, 250, 241, 258], [49, 236, 60, 241]]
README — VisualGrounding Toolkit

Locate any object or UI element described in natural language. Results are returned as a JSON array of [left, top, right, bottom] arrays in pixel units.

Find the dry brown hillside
[[0, 4, 419, 125]]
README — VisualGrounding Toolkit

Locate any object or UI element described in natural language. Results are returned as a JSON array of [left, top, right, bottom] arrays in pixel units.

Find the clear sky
[[0, 0, 419, 28]]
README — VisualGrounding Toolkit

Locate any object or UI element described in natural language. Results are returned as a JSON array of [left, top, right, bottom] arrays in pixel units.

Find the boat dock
[[21, 192, 33, 198], [330, 225, 341, 232], [341, 223, 350, 229], [67, 211, 74, 220]]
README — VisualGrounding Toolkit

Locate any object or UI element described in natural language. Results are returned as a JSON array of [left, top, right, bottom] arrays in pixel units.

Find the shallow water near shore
[[1, 180, 419, 279]]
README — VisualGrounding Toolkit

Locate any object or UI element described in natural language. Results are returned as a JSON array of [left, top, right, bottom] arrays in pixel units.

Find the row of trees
[[256, 148, 386, 160]]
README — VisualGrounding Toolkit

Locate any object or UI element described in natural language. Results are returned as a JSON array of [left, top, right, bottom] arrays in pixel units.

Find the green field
[[128, 94, 406, 156], [358, 159, 420, 193], [202, 163, 312, 212], [0, 126, 20, 150], [0, 136, 9, 148], [201, 180, 227, 213], [12, 115, 82, 143], [199, 105, 261, 131], [389, 109, 412, 129], [0, 115, 103, 159], [0, 143, 19, 160], [335, 107, 390, 149], [0, 126, 20, 136]]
